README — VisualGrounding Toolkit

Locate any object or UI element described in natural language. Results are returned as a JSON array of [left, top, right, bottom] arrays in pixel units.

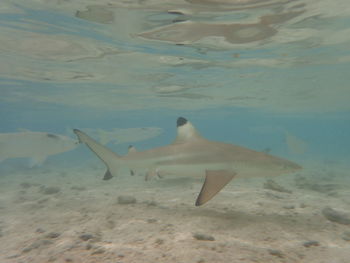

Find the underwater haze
[[0, 0, 350, 262]]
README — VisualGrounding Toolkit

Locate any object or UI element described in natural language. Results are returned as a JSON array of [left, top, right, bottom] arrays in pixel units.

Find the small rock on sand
[[71, 186, 86, 191], [36, 228, 46, 233], [283, 205, 295, 209], [268, 249, 284, 258], [39, 186, 61, 195], [22, 239, 53, 253], [117, 195, 136, 204], [91, 247, 105, 255], [322, 207, 350, 225], [155, 238, 164, 245], [295, 176, 338, 193], [264, 179, 292, 193], [144, 200, 158, 206], [303, 240, 320, 247], [193, 233, 215, 241], [341, 231, 350, 241], [79, 233, 94, 241], [45, 232, 60, 239]]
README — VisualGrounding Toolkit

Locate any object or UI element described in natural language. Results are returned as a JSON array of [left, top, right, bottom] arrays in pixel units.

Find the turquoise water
[[0, 1, 350, 262], [1, 1, 349, 164]]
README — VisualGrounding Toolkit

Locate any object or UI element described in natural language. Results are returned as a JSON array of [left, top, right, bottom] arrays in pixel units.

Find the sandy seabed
[[0, 162, 349, 263]]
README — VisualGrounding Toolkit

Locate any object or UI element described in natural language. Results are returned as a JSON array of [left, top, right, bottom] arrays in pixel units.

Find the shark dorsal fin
[[128, 145, 137, 154], [173, 117, 203, 144]]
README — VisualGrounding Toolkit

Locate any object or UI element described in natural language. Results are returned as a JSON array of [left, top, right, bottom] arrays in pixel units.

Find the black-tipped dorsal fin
[[128, 145, 137, 154], [173, 117, 203, 144]]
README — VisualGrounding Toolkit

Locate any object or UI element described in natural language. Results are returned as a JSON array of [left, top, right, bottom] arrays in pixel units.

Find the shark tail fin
[[73, 129, 121, 180]]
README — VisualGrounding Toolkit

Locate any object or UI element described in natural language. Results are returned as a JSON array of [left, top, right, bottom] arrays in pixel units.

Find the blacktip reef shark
[[74, 117, 301, 206], [0, 131, 78, 166]]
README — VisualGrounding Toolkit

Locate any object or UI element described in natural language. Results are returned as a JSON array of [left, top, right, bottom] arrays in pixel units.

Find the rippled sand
[[0, 162, 349, 263]]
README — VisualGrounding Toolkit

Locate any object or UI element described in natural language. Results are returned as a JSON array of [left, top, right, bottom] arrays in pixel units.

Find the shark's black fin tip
[[73, 129, 83, 143], [177, 117, 188, 127], [103, 170, 113, 180]]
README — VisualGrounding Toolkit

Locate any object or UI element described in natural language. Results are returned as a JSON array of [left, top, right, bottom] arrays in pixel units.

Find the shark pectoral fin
[[195, 170, 236, 206], [145, 169, 155, 181], [157, 171, 164, 179], [145, 168, 161, 181]]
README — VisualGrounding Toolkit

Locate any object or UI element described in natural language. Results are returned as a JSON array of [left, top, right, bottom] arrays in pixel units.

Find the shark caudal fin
[[73, 129, 120, 180]]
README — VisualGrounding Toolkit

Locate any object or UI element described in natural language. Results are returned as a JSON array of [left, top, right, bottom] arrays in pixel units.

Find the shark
[[0, 131, 78, 166], [74, 117, 301, 206], [81, 127, 163, 145]]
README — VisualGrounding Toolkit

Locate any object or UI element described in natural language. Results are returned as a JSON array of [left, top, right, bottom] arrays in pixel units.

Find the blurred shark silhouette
[[74, 117, 301, 206], [0, 131, 78, 166]]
